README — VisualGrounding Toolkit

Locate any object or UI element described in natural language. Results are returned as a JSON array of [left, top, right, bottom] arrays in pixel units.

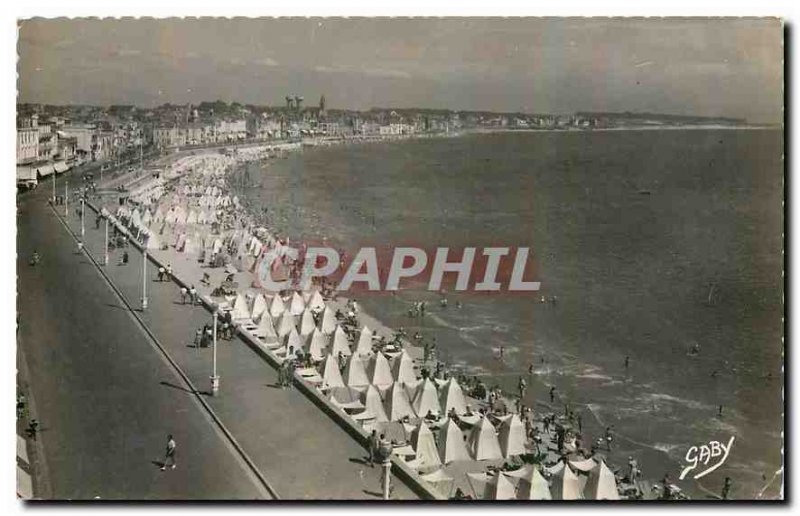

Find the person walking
[[158, 266, 165, 282], [189, 285, 198, 305], [605, 426, 614, 451], [161, 434, 177, 471], [549, 385, 556, 404], [721, 476, 733, 500], [367, 430, 380, 468], [180, 287, 188, 304]]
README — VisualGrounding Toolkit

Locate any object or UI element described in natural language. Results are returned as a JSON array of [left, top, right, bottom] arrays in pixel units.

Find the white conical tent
[[411, 420, 442, 469], [355, 326, 374, 357], [230, 293, 251, 321], [550, 462, 585, 500], [584, 460, 620, 500], [276, 312, 297, 338], [343, 354, 370, 389], [498, 414, 527, 457], [308, 291, 326, 312], [251, 294, 268, 322], [320, 307, 337, 334], [284, 328, 303, 357], [383, 382, 416, 421], [468, 416, 503, 461], [439, 378, 468, 416], [255, 312, 277, 340], [391, 351, 416, 385], [320, 354, 345, 389], [369, 353, 394, 389], [438, 418, 471, 464], [330, 326, 352, 357], [289, 292, 305, 316], [467, 472, 516, 501], [511, 467, 552, 500], [308, 329, 328, 361], [269, 295, 286, 318], [362, 384, 388, 422], [299, 309, 317, 336], [419, 469, 455, 499], [492, 473, 517, 500], [412, 378, 441, 418]]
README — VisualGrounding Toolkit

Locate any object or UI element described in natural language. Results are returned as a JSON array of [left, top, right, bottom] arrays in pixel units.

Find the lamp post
[[104, 217, 109, 266], [211, 309, 220, 396], [141, 249, 148, 310], [80, 198, 85, 239], [65, 179, 69, 218], [52, 171, 56, 203]]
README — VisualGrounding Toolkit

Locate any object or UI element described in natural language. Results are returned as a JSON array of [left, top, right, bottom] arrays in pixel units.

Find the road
[[17, 181, 268, 500]]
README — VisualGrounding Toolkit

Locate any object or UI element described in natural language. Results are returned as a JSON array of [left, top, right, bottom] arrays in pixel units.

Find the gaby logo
[[679, 436, 735, 480]]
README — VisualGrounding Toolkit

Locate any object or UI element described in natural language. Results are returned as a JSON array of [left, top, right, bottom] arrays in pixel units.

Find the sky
[[17, 17, 783, 123]]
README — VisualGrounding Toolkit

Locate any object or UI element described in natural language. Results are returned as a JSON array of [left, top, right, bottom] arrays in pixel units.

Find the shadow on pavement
[[159, 381, 195, 396]]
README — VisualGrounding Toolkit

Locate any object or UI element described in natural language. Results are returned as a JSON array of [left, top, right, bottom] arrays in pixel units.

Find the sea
[[233, 128, 783, 499]]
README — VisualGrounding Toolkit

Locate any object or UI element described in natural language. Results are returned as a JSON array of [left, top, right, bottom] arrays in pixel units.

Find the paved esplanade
[[17, 176, 417, 500]]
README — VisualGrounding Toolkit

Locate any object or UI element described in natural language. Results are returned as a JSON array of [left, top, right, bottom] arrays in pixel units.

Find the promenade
[[17, 177, 418, 500]]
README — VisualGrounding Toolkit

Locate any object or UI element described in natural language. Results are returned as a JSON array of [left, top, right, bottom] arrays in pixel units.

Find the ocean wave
[[640, 392, 714, 412]]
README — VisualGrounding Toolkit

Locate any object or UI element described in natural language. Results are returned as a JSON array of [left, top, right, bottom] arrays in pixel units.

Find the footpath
[[62, 198, 419, 500]]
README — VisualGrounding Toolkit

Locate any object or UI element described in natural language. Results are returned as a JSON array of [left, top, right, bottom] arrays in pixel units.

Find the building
[[247, 117, 282, 140], [16, 127, 38, 165], [214, 119, 247, 142]]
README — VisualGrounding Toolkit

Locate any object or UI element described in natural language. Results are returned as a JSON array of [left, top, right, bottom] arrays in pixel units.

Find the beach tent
[[549, 461, 585, 500], [331, 326, 352, 357], [498, 414, 527, 458], [355, 326, 374, 357], [299, 309, 317, 337], [343, 354, 370, 389], [419, 469, 454, 499], [437, 418, 471, 464], [584, 460, 620, 500], [412, 378, 441, 418], [466, 472, 516, 501], [361, 384, 389, 422], [368, 353, 394, 389], [251, 294, 268, 322], [320, 307, 337, 334], [308, 291, 326, 312], [411, 420, 442, 469], [509, 466, 552, 500], [186, 210, 198, 225], [320, 354, 346, 389], [255, 311, 278, 341], [230, 293, 251, 321], [145, 232, 162, 251], [391, 351, 416, 385], [468, 416, 503, 461], [439, 378, 468, 416], [383, 382, 416, 421], [268, 294, 286, 321], [308, 329, 329, 362], [283, 328, 304, 358], [276, 312, 297, 338]]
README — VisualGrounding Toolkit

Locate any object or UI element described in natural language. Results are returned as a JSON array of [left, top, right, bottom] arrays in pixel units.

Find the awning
[[36, 164, 55, 178], [53, 161, 69, 173], [16, 166, 35, 182]]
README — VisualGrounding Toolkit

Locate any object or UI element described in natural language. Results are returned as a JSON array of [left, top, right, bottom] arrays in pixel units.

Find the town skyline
[[17, 18, 782, 124]]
